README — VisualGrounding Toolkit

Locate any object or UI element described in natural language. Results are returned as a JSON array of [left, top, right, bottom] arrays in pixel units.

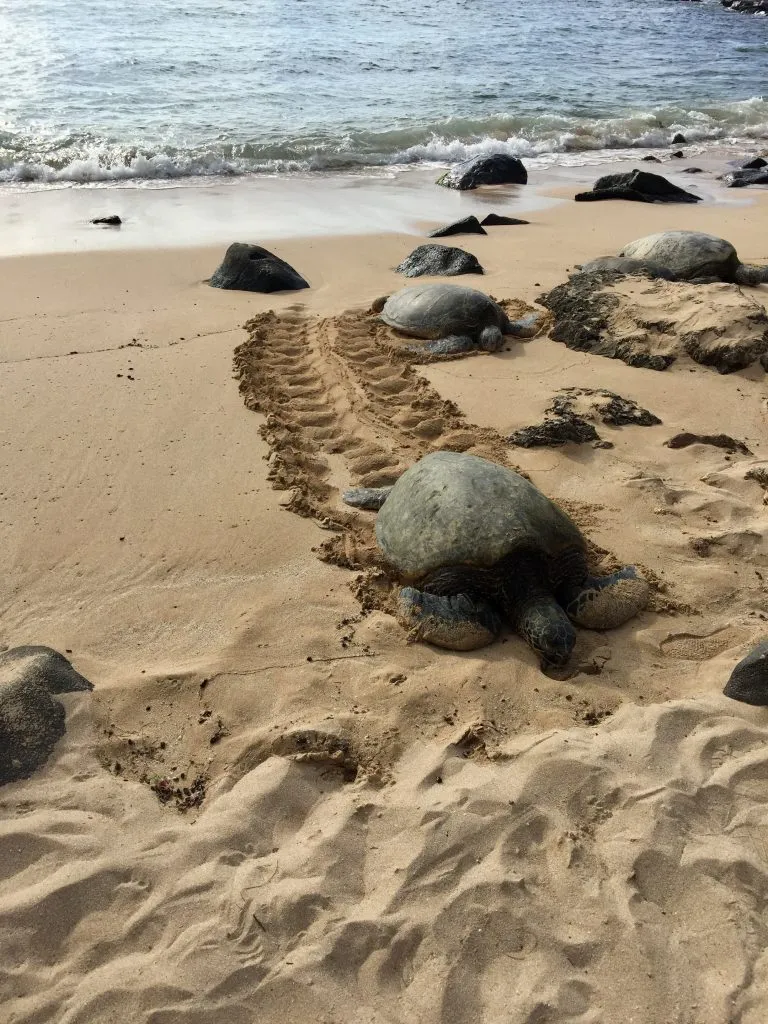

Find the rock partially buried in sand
[[539, 272, 768, 373], [722, 167, 768, 188], [340, 451, 649, 667], [428, 215, 487, 237], [0, 646, 94, 785], [724, 640, 768, 706], [91, 215, 122, 226], [481, 213, 530, 226], [574, 256, 676, 281], [379, 283, 542, 356], [395, 244, 483, 278], [575, 170, 700, 204], [620, 231, 768, 286], [666, 432, 752, 455], [436, 154, 527, 190], [509, 387, 660, 449], [209, 243, 309, 293], [742, 156, 768, 170]]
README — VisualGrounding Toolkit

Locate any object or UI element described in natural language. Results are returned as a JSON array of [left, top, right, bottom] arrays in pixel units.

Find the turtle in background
[[373, 283, 543, 356], [620, 231, 768, 286], [343, 451, 649, 667]]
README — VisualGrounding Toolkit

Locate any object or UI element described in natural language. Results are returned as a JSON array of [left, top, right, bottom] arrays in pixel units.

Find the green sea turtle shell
[[375, 450, 585, 579], [619, 231, 740, 281], [380, 284, 509, 340]]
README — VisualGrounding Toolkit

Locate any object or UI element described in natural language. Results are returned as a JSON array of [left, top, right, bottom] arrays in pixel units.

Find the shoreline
[[0, 147, 765, 257]]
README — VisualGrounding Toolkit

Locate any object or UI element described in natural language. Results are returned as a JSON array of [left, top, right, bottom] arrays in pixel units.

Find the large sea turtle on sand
[[343, 451, 649, 666], [375, 283, 541, 356], [620, 231, 768, 286]]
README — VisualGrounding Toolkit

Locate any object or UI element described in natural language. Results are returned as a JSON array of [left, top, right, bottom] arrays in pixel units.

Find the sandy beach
[[2, 168, 768, 1024]]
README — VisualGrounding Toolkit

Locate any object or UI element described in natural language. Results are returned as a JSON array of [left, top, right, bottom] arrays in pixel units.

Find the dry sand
[[1, 179, 768, 1024]]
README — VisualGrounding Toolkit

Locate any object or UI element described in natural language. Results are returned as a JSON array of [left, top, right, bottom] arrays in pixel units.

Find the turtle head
[[516, 597, 576, 667]]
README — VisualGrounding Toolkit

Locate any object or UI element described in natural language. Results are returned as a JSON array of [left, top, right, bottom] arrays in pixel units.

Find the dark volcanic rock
[[575, 170, 700, 204], [574, 256, 676, 280], [722, 168, 768, 188], [210, 243, 309, 293], [436, 154, 528, 191], [666, 432, 752, 455], [552, 388, 661, 427], [395, 244, 483, 278], [721, 0, 768, 13], [0, 647, 94, 786], [509, 413, 601, 448], [670, 151, 685, 159], [91, 215, 122, 226], [428, 215, 487, 237], [539, 273, 768, 374], [723, 640, 768, 706], [480, 213, 530, 226], [743, 156, 768, 170], [672, 133, 687, 145], [683, 167, 704, 174], [539, 273, 673, 370], [641, 155, 662, 163]]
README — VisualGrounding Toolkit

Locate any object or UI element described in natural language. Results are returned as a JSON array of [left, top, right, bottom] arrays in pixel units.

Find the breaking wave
[[2, 98, 767, 185]]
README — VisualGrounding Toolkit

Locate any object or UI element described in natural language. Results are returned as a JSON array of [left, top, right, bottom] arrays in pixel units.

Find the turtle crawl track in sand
[[234, 303, 658, 636]]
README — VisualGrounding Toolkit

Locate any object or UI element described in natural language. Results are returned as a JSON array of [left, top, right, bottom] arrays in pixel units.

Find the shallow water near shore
[[2, 0, 768, 183]]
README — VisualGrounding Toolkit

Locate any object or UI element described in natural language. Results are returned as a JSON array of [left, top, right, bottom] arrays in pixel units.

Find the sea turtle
[[620, 231, 768, 286], [342, 451, 649, 666], [376, 283, 541, 356]]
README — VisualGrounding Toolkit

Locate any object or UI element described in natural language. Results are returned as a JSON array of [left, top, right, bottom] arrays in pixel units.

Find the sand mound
[[540, 275, 768, 373]]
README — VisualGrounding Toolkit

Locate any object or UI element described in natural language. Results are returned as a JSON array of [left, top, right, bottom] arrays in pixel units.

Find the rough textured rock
[[436, 154, 528, 191], [209, 243, 309, 293], [509, 388, 660, 449], [552, 387, 661, 427], [672, 133, 687, 145], [666, 432, 752, 455], [723, 640, 768, 706], [682, 167, 704, 174], [574, 256, 676, 280], [539, 274, 768, 374], [509, 413, 601, 448], [722, 167, 768, 188], [575, 170, 700, 204], [91, 215, 122, 226], [480, 213, 530, 226], [641, 155, 661, 163], [742, 156, 768, 170], [428, 215, 486, 238], [395, 244, 483, 278], [721, 0, 768, 13], [0, 647, 94, 785]]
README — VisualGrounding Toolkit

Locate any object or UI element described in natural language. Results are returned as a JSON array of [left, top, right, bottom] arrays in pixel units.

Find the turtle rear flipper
[[734, 264, 768, 287], [342, 486, 392, 511]]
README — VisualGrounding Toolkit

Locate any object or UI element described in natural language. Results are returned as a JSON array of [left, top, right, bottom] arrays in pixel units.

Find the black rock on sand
[[0, 646, 94, 785], [396, 244, 483, 278], [428, 215, 487, 237], [210, 243, 309, 293], [575, 169, 700, 204], [724, 640, 768, 706], [436, 154, 528, 190]]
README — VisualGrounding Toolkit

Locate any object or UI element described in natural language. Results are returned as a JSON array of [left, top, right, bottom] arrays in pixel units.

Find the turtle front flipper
[[342, 486, 393, 511], [505, 312, 544, 339], [562, 566, 650, 630], [409, 334, 477, 357], [397, 587, 502, 651]]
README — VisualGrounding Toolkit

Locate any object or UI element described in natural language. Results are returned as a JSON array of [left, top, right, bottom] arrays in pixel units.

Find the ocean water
[[1, 0, 767, 185]]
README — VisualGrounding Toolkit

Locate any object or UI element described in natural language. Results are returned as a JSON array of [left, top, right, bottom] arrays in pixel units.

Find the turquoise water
[[1, 0, 767, 183]]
